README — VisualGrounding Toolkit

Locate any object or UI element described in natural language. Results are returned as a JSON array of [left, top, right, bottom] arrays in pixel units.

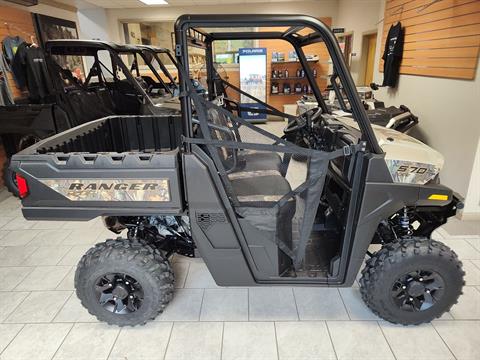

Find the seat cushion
[[230, 174, 292, 206], [240, 151, 283, 172]]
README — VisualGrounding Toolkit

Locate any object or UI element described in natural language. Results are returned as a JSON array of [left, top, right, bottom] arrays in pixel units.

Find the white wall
[[77, 8, 111, 41], [104, 0, 339, 43], [371, 0, 480, 211], [464, 139, 480, 218], [335, 0, 381, 84]]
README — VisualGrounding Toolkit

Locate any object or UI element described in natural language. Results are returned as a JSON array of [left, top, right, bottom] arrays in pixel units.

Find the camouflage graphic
[[386, 160, 439, 185], [40, 179, 170, 202]]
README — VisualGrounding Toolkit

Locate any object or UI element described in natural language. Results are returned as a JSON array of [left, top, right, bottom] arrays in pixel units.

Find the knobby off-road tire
[[359, 238, 464, 325], [2, 159, 19, 197], [75, 238, 174, 326]]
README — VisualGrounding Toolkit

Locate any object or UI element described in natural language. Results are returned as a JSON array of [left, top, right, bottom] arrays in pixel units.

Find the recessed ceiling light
[[139, 0, 168, 5]]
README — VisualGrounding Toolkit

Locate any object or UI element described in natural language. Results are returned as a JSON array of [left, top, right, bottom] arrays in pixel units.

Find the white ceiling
[[57, 0, 305, 9]]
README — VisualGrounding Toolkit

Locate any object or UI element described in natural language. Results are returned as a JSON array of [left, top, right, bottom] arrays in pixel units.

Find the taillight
[[15, 174, 29, 199]]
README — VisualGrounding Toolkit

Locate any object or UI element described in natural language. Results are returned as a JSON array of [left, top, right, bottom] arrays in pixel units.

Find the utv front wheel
[[75, 238, 174, 326], [359, 238, 464, 325]]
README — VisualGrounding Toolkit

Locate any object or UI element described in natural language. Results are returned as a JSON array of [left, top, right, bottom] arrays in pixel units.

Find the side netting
[[182, 77, 364, 270]]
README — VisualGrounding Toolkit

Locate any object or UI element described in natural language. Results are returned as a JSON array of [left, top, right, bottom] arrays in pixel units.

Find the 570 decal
[[397, 165, 428, 174]]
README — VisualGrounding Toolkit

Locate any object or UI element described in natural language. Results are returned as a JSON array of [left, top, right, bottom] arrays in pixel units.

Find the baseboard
[[459, 211, 480, 221]]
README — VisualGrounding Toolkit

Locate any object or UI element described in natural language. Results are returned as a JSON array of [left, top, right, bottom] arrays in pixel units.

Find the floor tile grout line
[[3, 291, 32, 323], [51, 291, 75, 323], [324, 321, 339, 360], [11, 265, 74, 292], [50, 322, 75, 360], [54, 265, 76, 290], [182, 261, 191, 289], [4, 265, 36, 292], [163, 321, 175, 360], [430, 321, 459, 360], [21, 245, 74, 267], [377, 321, 398, 360], [198, 288, 206, 321], [54, 244, 75, 266], [291, 287, 300, 321], [273, 322, 280, 360], [336, 288, 351, 320], [469, 259, 480, 271], [220, 321, 225, 360], [106, 325, 122, 360], [0, 323, 25, 357]]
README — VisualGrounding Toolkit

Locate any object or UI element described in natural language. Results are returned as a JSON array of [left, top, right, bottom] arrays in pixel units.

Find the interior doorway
[[362, 32, 377, 86]]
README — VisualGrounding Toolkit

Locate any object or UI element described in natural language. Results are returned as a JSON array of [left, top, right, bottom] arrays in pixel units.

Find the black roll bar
[[174, 14, 382, 154]]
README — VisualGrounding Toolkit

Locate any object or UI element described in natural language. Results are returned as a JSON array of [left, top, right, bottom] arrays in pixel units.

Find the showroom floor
[[0, 193, 479, 360]]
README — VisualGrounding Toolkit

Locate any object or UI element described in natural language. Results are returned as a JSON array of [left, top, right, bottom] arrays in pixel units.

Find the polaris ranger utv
[[11, 14, 464, 326]]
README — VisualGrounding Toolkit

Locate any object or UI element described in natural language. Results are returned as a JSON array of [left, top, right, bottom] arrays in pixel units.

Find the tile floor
[[0, 193, 479, 360]]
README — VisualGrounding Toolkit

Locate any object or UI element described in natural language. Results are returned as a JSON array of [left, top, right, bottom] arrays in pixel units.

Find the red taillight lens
[[15, 174, 29, 199]]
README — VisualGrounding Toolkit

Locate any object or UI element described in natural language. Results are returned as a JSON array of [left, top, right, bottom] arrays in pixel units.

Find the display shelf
[[271, 59, 319, 64], [270, 93, 310, 96], [271, 76, 317, 80]]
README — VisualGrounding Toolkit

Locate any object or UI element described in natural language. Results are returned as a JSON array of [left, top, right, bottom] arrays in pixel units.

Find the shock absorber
[[399, 207, 413, 236]]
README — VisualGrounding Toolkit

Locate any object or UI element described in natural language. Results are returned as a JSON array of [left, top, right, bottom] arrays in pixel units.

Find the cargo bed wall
[[13, 152, 183, 220], [11, 115, 185, 220]]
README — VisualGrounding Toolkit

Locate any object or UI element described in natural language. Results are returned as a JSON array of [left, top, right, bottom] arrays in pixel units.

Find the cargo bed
[[11, 115, 185, 221]]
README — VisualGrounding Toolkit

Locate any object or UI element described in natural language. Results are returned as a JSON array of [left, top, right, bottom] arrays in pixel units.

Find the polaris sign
[[239, 47, 267, 122]]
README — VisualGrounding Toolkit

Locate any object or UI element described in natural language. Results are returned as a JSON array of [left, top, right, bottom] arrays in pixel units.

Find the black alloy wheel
[[391, 269, 445, 312], [95, 273, 144, 314]]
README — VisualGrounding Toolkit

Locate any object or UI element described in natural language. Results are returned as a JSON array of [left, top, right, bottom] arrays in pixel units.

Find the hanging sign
[[239, 47, 267, 122]]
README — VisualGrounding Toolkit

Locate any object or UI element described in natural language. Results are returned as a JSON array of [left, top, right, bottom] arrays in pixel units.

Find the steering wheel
[[284, 108, 322, 135]]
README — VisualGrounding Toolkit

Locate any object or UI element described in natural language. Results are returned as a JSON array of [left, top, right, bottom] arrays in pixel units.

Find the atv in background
[[0, 40, 181, 196], [329, 75, 419, 133]]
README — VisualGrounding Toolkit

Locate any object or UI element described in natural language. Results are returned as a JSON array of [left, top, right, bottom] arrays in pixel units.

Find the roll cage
[[174, 14, 382, 154], [119, 45, 179, 96], [46, 40, 151, 102]]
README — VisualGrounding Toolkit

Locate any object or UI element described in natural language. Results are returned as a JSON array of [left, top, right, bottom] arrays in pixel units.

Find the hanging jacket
[[2, 36, 25, 87], [0, 52, 14, 105], [2, 35, 25, 64], [382, 22, 404, 88], [12, 43, 54, 103]]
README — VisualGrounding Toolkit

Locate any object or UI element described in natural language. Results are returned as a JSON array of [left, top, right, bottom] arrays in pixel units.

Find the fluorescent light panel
[[139, 0, 168, 5]]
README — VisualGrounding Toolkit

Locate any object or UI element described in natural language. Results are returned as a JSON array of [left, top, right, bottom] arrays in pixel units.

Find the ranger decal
[[39, 179, 171, 202]]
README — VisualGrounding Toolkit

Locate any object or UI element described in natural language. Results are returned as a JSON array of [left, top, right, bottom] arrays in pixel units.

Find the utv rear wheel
[[2, 159, 19, 197], [75, 238, 174, 326], [359, 238, 464, 325]]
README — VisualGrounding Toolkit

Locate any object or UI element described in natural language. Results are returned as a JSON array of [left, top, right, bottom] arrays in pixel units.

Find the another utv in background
[[1, 40, 181, 196], [11, 15, 464, 327]]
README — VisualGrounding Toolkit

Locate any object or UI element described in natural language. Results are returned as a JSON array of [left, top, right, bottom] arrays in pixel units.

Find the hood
[[337, 116, 444, 184]]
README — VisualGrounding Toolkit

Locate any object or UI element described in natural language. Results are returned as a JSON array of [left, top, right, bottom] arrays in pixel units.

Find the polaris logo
[[68, 182, 161, 191]]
